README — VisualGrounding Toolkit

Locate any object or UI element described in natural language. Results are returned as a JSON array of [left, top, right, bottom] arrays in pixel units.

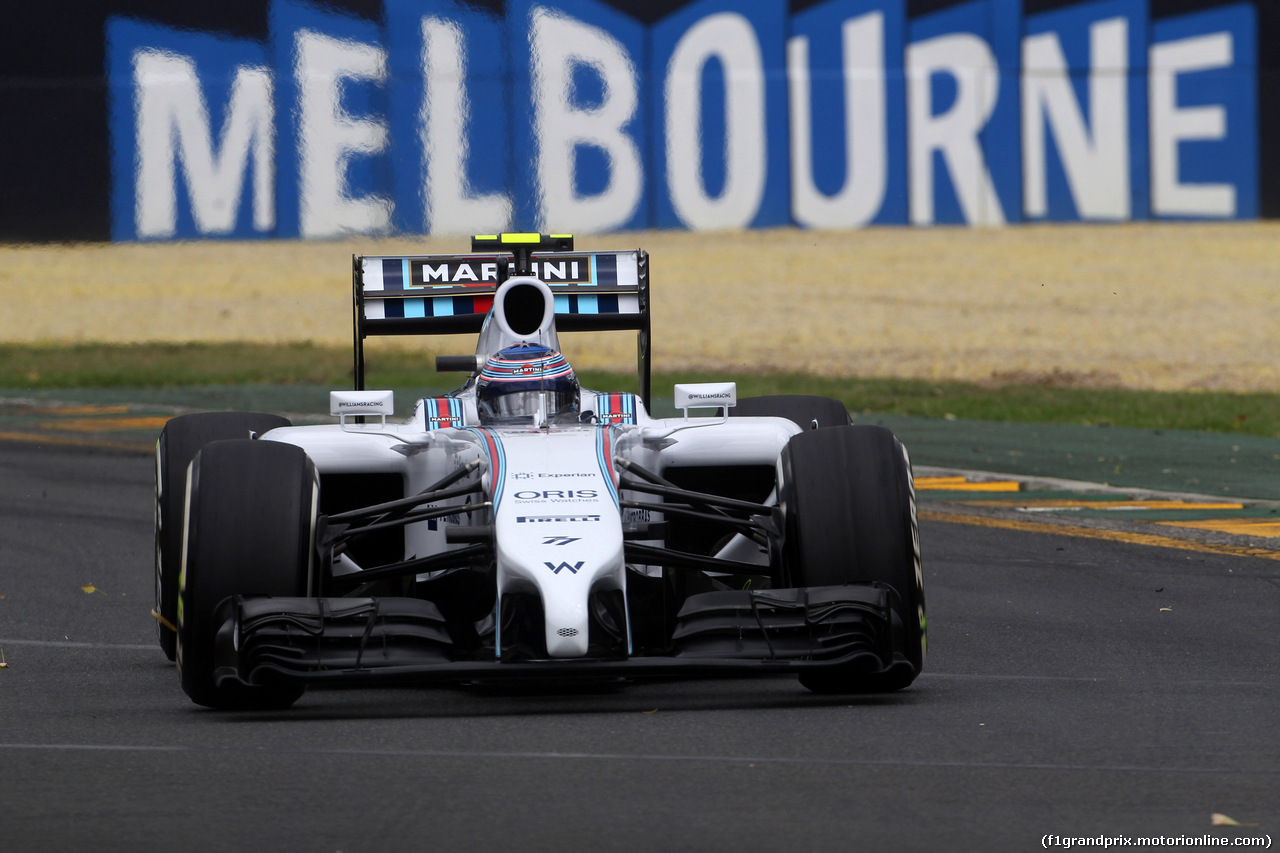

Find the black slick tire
[[154, 412, 290, 660], [778, 425, 925, 693], [177, 439, 316, 710], [731, 395, 850, 431]]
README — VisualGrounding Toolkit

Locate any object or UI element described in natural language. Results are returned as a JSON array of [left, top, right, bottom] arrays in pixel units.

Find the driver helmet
[[476, 343, 579, 424]]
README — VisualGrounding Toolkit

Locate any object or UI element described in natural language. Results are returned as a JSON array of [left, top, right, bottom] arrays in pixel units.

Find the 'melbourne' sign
[[107, 0, 1258, 240]]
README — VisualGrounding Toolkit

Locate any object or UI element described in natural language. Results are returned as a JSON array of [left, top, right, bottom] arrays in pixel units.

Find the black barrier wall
[[1, 0, 1276, 242]]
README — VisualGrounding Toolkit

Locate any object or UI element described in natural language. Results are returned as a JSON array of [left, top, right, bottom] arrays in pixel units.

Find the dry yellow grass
[[3, 222, 1278, 391]]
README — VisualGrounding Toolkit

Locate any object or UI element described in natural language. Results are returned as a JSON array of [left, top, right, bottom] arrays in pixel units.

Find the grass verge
[[3, 342, 1279, 438]]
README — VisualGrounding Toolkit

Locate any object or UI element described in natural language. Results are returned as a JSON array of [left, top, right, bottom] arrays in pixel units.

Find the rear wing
[[352, 234, 652, 406]]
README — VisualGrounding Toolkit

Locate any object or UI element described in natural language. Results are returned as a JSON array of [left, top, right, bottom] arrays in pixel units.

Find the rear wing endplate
[[351, 237, 651, 406]]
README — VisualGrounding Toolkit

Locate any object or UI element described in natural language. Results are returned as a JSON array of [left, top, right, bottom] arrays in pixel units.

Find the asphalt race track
[[1, 441, 1277, 852]]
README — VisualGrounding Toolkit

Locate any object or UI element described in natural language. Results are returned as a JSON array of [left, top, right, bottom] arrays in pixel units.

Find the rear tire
[[155, 413, 290, 660], [177, 439, 316, 710], [731, 395, 850, 431], [778, 425, 925, 693]]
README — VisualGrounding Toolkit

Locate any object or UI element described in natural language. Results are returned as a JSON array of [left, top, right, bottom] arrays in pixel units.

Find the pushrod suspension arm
[[616, 475, 773, 518], [335, 502, 491, 542], [327, 461, 482, 524], [624, 542, 770, 577], [328, 544, 489, 591]]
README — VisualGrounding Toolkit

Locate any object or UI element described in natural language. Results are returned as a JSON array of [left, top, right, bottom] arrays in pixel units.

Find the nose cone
[[542, 588, 591, 657], [489, 428, 627, 659], [497, 529, 624, 659]]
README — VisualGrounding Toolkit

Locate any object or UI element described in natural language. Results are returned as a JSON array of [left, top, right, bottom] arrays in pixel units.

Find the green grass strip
[[3, 342, 1279, 438]]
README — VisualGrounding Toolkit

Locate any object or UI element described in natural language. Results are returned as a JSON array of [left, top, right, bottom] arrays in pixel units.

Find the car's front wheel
[[730, 394, 850, 431], [778, 425, 925, 693], [155, 412, 290, 660], [177, 439, 316, 710]]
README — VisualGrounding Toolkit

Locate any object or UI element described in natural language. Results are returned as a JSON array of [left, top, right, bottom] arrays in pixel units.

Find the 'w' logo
[[544, 561, 584, 575]]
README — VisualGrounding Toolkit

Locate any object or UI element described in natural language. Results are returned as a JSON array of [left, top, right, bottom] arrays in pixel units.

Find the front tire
[[778, 425, 925, 693], [731, 394, 850, 431], [155, 412, 290, 660], [177, 439, 316, 710]]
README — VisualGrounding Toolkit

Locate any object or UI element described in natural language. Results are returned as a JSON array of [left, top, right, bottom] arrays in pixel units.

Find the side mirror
[[330, 390, 394, 427], [673, 382, 737, 418]]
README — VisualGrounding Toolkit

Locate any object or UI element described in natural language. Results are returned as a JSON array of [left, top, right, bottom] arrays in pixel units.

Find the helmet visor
[[479, 388, 578, 425]]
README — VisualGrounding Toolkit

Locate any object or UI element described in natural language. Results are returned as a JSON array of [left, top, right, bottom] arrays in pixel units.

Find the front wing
[[212, 584, 900, 688]]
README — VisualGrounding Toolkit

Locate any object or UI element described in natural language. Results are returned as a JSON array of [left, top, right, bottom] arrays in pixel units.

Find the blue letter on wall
[[906, 0, 1021, 225], [1022, 0, 1149, 221], [271, 0, 391, 238], [385, 0, 512, 235], [787, 0, 908, 226], [1150, 3, 1256, 219], [507, 0, 648, 233], [652, 0, 790, 230], [107, 19, 274, 240]]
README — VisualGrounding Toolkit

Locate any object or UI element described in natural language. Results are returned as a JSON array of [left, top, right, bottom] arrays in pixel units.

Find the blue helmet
[[476, 344, 579, 424]]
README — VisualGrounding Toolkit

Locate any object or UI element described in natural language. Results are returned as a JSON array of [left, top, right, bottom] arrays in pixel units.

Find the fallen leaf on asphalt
[[81, 584, 106, 595], [1159, 606, 1173, 612], [1212, 813, 1259, 827], [0, 648, 8, 669]]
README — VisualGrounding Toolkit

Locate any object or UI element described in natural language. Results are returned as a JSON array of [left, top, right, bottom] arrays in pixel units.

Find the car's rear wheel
[[177, 439, 315, 710], [778, 425, 925, 693], [731, 394, 850, 431], [155, 412, 290, 660]]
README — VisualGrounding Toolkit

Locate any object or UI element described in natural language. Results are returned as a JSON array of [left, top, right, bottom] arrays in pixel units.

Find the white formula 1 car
[[153, 234, 925, 709]]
